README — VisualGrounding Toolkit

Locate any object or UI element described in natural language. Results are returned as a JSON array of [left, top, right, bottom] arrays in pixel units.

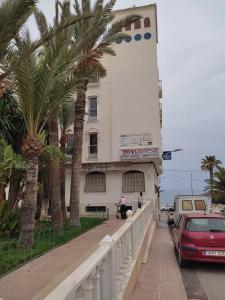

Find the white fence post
[[93, 267, 101, 300], [82, 276, 94, 300]]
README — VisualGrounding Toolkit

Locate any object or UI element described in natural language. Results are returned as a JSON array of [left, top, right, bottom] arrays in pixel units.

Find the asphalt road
[[167, 218, 225, 300], [182, 261, 225, 300]]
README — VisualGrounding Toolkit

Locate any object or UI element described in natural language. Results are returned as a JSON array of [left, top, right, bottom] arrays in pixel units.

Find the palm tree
[[0, 0, 37, 59], [0, 0, 37, 84], [0, 91, 26, 206], [69, 0, 141, 226], [204, 166, 225, 203], [10, 30, 85, 247], [0, 0, 91, 86], [33, 1, 97, 230], [201, 155, 222, 203], [0, 138, 25, 203], [59, 100, 74, 219]]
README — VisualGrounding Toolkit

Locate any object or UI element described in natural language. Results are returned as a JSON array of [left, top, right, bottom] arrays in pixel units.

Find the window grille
[[144, 17, 151, 28], [85, 172, 106, 192], [122, 171, 145, 193], [89, 97, 97, 121]]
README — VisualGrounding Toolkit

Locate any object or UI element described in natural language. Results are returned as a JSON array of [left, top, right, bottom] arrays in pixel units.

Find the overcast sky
[[34, 0, 225, 201]]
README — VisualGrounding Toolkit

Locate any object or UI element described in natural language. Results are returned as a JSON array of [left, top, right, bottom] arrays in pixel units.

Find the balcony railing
[[88, 115, 97, 122], [88, 152, 98, 160]]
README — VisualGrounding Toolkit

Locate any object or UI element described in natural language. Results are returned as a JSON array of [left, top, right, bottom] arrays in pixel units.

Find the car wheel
[[178, 247, 188, 268]]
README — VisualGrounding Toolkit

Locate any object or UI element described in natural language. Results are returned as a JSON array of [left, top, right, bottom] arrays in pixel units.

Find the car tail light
[[182, 234, 193, 243]]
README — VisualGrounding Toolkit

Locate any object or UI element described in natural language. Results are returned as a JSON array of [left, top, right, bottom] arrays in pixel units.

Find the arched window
[[122, 171, 145, 193], [144, 17, 151, 28], [134, 19, 141, 29], [125, 24, 131, 31], [85, 172, 106, 193]]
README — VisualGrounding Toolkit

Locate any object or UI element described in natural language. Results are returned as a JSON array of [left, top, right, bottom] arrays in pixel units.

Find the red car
[[173, 213, 225, 267]]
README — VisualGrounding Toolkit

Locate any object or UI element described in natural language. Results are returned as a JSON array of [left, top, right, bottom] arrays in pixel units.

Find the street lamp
[[171, 148, 183, 152]]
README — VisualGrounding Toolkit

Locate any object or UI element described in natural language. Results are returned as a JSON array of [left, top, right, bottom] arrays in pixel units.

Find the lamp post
[[171, 148, 183, 153]]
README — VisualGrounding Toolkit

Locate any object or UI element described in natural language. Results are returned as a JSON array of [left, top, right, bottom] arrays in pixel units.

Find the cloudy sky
[[35, 0, 225, 202]]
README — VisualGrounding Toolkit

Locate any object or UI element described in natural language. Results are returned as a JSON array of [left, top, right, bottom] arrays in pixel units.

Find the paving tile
[[0, 218, 123, 300], [130, 215, 187, 300]]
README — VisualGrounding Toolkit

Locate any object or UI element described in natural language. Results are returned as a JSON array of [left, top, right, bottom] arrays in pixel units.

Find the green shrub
[[0, 201, 20, 238]]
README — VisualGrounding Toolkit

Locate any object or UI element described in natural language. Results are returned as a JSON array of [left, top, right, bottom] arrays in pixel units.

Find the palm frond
[[0, 0, 37, 60]]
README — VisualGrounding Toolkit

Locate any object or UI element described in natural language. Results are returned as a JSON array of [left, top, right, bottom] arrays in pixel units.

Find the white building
[[65, 4, 162, 215]]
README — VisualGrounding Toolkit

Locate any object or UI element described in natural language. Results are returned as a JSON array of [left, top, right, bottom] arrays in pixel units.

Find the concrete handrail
[[44, 202, 153, 300]]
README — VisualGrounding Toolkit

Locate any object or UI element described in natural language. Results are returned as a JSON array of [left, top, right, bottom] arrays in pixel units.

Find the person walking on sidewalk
[[118, 195, 127, 219], [138, 192, 143, 209]]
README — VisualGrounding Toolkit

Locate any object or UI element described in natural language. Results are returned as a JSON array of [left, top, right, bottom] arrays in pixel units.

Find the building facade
[[65, 4, 162, 215]]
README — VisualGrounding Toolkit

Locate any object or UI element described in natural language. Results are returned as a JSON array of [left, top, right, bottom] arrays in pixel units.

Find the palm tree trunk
[[8, 169, 21, 208], [35, 185, 43, 220], [60, 134, 67, 220], [70, 90, 86, 226], [0, 183, 5, 203], [48, 112, 63, 232], [210, 167, 214, 204], [19, 157, 39, 248]]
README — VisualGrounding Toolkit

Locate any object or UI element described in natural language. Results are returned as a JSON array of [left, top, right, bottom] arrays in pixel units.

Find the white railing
[[44, 202, 153, 300]]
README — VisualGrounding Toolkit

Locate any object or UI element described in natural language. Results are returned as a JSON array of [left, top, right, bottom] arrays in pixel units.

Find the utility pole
[[190, 173, 194, 195]]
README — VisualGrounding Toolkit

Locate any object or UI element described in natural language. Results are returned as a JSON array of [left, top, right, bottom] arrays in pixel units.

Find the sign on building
[[120, 133, 152, 148], [162, 151, 172, 160], [120, 147, 159, 160]]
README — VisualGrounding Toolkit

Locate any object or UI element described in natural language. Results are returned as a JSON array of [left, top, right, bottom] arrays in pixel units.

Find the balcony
[[88, 76, 100, 87], [159, 80, 162, 99], [87, 115, 97, 123], [88, 153, 98, 160]]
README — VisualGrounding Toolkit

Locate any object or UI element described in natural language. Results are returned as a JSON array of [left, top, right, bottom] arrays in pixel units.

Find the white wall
[[66, 163, 158, 215]]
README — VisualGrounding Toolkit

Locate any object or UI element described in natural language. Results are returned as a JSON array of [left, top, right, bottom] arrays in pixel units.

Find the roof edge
[[114, 3, 158, 44]]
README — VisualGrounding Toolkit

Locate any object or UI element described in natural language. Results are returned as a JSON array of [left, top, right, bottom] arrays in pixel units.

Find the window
[[89, 76, 99, 83], [66, 134, 74, 154], [186, 218, 225, 232], [122, 171, 145, 193], [134, 19, 141, 29], [89, 97, 97, 121], [86, 206, 106, 212], [85, 172, 106, 192], [125, 24, 131, 31], [144, 17, 151, 28], [194, 200, 206, 211], [182, 200, 193, 211], [88, 133, 97, 159]]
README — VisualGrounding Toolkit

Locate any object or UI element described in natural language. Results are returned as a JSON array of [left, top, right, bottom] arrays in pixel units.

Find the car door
[[173, 215, 182, 249]]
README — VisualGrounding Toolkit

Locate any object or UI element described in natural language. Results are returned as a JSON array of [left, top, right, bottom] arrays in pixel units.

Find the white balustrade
[[44, 202, 153, 300]]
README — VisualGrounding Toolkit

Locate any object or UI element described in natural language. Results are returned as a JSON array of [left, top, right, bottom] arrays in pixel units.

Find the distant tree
[[204, 166, 225, 203], [201, 155, 222, 203]]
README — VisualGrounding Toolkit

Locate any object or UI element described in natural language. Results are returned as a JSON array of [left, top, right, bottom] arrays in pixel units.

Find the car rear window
[[186, 218, 225, 232], [194, 200, 206, 210], [182, 200, 193, 211]]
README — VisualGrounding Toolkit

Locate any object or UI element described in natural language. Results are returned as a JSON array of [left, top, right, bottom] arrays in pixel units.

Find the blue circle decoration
[[124, 35, 132, 43], [134, 34, 142, 41], [144, 32, 152, 40], [115, 38, 122, 44]]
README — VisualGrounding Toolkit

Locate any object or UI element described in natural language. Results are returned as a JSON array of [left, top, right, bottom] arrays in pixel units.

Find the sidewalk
[[0, 217, 123, 300], [131, 214, 187, 300]]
